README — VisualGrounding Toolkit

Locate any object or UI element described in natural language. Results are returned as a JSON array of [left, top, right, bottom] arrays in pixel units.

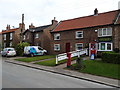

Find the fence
[[56, 48, 88, 64]]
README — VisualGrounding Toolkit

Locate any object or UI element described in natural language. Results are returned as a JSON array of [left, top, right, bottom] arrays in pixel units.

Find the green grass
[[35, 57, 77, 66], [15, 55, 56, 62], [72, 60, 120, 79]]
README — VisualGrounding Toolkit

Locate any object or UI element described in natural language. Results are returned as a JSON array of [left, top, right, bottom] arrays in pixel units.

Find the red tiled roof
[[0, 28, 19, 34], [53, 10, 120, 32]]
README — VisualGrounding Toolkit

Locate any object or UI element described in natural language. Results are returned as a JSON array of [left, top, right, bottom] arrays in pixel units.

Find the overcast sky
[[0, 0, 120, 31]]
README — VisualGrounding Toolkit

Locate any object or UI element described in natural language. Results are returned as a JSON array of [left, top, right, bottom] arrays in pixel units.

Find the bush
[[15, 42, 30, 56], [102, 52, 120, 64]]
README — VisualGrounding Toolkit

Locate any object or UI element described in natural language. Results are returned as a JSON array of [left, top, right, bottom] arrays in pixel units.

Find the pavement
[[3, 56, 120, 88]]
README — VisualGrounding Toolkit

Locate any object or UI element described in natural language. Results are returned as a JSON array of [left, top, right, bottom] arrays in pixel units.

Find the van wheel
[[30, 54, 34, 57]]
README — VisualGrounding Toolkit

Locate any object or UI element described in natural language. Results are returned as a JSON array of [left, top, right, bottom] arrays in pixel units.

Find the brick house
[[1, 23, 25, 48], [23, 19, 58, 54], [50, 9, 120, 55]]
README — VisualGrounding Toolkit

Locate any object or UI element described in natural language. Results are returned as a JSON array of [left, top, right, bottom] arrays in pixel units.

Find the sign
[[98, 37, 112, 42]]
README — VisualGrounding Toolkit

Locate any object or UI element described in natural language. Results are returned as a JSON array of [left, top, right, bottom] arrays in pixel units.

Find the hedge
[[102, 52, 120, 64]]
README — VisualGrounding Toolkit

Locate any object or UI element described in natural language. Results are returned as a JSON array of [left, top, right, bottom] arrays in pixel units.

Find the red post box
[[67, 52, 71, 68]]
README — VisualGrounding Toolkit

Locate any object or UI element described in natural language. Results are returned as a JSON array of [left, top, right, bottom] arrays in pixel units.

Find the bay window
[[98, 43, 112, 51]]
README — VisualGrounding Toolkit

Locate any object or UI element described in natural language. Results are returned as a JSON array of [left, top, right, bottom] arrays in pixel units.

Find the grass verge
[[15, 55, 56, 62], [72, 60, 120, 79]]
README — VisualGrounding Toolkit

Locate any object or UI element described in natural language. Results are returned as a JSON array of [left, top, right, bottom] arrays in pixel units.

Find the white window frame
[[75, 43, 83, 50], [98, 28, 112, 37], [98, 42, 113, 51], [54, 33, 60, 40], [23, 35, 26, 40], [4, 34, 6, 40], [54, 44, 60, 51], [76, 31, 83, 39], [10, 33, 13, 40], [35, 33, 39, 39]]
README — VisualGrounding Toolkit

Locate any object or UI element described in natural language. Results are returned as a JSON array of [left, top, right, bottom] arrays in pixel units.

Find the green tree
[[15, 42, 30, 56]]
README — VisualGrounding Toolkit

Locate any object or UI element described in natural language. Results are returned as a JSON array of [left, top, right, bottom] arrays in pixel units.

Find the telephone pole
[[20, 14, 24, 43]]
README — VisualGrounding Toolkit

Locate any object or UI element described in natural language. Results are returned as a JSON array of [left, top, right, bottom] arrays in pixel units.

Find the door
[[66, 43, 70, 53]]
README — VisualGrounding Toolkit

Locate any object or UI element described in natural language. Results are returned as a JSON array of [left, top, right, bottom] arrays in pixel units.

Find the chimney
[[6, 24, 10, 30], [29, 23, 35, 29], [94, 8, 98, 16], [52, 17, 58, 25], [19, 23, 25, 30]]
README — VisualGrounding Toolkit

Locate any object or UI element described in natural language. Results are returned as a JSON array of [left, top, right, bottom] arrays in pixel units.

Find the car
[[24, 46, 47, 57], [2, 48, 16, 57]]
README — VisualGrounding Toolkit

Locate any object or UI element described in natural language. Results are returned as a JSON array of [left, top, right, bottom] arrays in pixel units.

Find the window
[[23, 35, 26, 40], [4, 34, 6, 40], [98, 43, 112, 51], [35, 33, 39, 39], [76, 31, 83, 39], [76, 43, 83, 50], [54, 44, 60, 51], [98, 28, 112, 37], [10, 42, 12, 47], [10, 33, 13, 40], [54, 33, 60, 40]]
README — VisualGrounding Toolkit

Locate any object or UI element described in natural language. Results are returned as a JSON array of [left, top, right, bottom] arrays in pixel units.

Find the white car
[[2, 48, 16, 57]]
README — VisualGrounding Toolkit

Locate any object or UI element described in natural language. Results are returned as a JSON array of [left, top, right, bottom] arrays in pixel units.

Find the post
[[67, 52, 71, 68], [56, 55, 58, 65]]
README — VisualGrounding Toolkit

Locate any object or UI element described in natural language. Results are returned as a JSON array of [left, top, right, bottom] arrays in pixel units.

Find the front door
[[66, 43, 70, 53]]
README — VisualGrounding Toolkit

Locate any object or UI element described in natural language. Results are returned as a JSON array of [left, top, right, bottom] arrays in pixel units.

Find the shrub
[[15, 42, 30, 56], [102, 52, 120, 64]]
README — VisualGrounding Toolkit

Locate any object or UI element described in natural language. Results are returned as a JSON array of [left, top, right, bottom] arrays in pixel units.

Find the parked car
[[24, 46, 47, 57], [2, 48, 16, 57]]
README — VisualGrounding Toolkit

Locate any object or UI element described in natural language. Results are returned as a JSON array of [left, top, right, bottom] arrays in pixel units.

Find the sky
[[0, 0, 120, 31]]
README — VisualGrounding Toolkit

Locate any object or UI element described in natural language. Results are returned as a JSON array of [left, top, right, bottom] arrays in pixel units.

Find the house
[[50, 9, 120, 55], [0, 23, 25, 48], [23, 18, 58, 54]]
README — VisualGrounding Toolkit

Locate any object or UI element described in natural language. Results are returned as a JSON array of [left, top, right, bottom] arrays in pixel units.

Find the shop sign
[[98, 37, 112, 42]]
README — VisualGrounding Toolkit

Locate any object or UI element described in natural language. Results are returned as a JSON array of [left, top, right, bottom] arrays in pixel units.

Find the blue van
[[24, 46, 47, 57]]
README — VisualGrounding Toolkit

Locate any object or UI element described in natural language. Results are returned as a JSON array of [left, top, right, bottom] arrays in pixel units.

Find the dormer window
[[54, 33, 60, 40]]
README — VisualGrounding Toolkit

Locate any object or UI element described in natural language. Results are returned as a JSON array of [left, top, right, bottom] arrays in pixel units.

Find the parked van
[[24, 46, 47, 57]]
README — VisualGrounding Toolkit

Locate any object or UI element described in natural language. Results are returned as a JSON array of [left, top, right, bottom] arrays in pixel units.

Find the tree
[[15, 42, 30, 56]]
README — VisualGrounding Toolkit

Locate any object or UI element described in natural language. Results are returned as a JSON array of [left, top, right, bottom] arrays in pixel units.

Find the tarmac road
[[2, 57, 113, 88]]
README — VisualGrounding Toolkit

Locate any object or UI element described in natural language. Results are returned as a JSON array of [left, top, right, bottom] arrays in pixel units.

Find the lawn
[[35, 57, 77, 66], [72, 60, 120, 79], [15, 55, 56, 62]]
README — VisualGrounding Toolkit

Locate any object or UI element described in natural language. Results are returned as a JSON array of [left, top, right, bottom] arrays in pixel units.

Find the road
[[2, 57, 113, 88]]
